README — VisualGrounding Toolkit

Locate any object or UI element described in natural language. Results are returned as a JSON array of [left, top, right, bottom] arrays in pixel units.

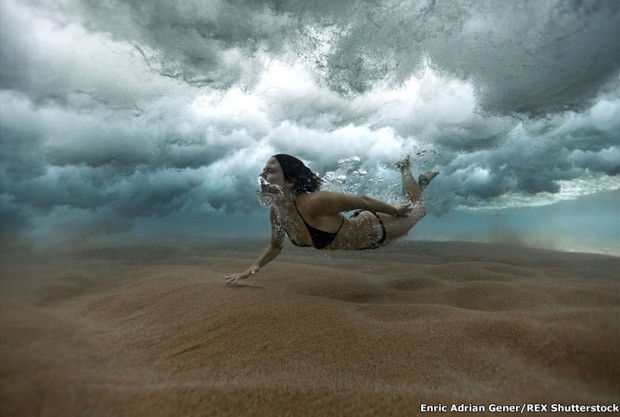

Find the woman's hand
[[225, 266, 260, 285], [393, 202, 413, 217]]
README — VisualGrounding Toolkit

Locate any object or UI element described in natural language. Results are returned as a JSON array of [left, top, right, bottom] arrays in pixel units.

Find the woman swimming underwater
[[225, 154, 438, 285]]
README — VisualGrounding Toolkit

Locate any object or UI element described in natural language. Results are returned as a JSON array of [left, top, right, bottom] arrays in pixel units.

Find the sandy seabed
[[1, 239, 619, 417]]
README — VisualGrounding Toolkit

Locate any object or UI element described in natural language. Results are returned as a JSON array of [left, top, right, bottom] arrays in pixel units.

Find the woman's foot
[[395, 155, 411, 171], [418, 171, 439, 189]]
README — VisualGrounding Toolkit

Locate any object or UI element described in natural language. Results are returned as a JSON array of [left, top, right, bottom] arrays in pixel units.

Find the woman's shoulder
[[298, 191, 359, 215], [298, 190, 343, 204], [303, 190, 348, 198]]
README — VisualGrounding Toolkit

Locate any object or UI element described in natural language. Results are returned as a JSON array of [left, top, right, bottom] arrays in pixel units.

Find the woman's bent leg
[[383, 155, 438, 243], [396, 155, 439, 203], [396, 155, 421, 203]]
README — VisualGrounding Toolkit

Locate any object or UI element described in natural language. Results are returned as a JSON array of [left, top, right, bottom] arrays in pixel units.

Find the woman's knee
[[399, 205, 426, 233], [411, 203, 426, 220]]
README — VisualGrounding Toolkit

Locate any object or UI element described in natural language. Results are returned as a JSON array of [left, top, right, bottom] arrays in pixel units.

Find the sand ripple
[[1, 241, 618, 416]]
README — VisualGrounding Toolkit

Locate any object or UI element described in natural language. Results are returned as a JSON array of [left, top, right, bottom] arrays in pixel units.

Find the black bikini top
[[286, 198, 344, 249]]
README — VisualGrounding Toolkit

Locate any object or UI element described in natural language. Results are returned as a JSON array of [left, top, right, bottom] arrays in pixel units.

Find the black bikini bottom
[[349, 210, 387, 250]]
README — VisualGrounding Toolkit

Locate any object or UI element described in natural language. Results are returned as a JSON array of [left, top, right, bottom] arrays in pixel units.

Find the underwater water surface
[[0, 0, 618, 255]]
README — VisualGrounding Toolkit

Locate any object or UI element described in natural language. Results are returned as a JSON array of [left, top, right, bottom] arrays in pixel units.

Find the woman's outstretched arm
[[306, 192, 413, 217], [225, 207, 285, 285]]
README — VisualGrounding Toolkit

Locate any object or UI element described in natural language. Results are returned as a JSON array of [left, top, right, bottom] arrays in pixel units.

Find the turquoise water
[[1, 0, 618, 254]]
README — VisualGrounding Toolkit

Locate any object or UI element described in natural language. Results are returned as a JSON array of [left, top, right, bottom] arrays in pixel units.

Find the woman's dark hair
[[273, 154, 322, 194]]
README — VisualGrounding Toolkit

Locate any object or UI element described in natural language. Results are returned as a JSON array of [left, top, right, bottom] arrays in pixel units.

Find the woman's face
[[260, 157, 294, 190]]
